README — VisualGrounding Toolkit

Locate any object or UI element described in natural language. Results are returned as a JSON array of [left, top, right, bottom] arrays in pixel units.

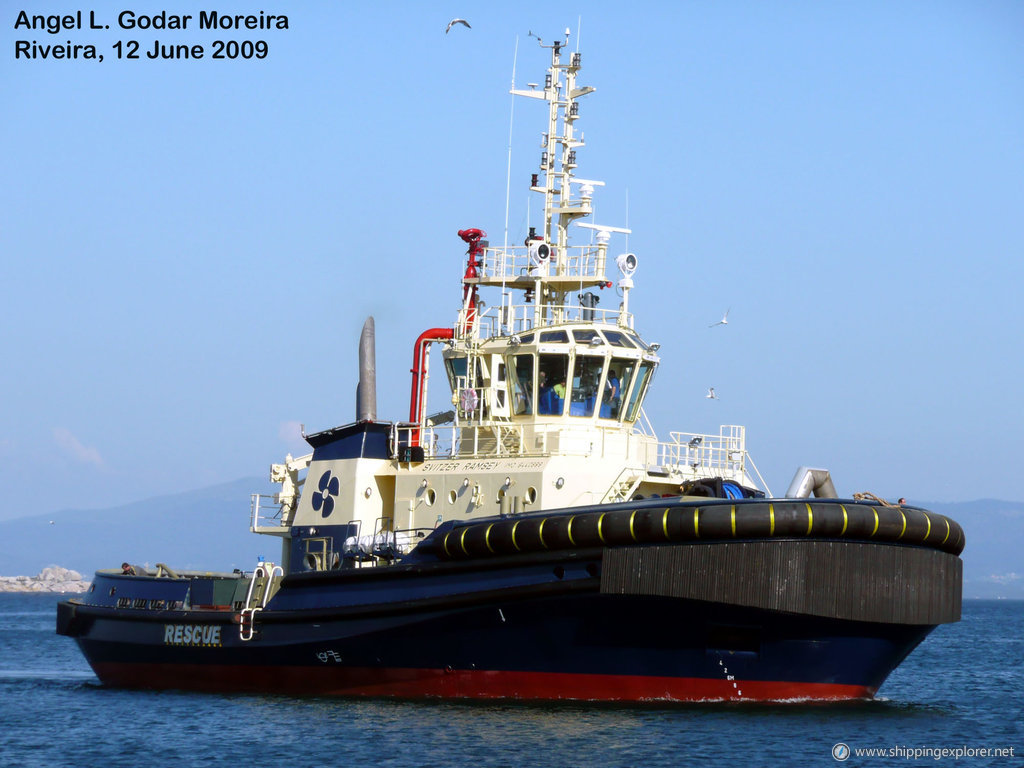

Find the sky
[[2, 1, 1022, 522]]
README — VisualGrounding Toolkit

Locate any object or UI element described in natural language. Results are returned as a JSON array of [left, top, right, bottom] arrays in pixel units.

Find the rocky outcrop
[[0, 566, 90, 593]]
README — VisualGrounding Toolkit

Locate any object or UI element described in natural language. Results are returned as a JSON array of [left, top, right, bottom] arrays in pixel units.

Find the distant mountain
[[0, 477, 276, 577], [0, 483, 1018, 599], [924, 499, 1024, 600]]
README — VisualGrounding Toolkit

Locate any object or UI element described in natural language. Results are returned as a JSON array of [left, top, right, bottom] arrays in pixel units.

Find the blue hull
[[58, 539, 951, 701]]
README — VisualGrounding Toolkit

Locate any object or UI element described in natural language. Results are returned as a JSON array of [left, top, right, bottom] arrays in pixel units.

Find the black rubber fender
[[437, 499, 965, 561]]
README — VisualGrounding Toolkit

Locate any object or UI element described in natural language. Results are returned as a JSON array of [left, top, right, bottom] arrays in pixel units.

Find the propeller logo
[[312, 470, 340, 518]]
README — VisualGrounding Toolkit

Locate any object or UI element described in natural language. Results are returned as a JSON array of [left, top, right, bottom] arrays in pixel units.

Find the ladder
[[601, 467, 643, 503], [239, 561, 283, 642]]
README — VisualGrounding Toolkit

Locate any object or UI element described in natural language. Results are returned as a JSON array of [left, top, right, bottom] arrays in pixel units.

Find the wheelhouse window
[[537, 354, 569, 415], [539, 330, 569, 343], [495, 360, 506, 411], [511, 354, 534, 415], [444, 355, 467, 391], [571, 329, 600, 344], [569, 355, 605, 417], [624, 361, 656, 422], [602, 330, 635, 348], [600, 359, 636, 420]]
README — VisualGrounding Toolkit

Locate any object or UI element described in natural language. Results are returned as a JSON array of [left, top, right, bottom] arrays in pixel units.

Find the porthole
[[448, 490, 457, 504], [425, 488, 437, 506], [526, 487, 538, 504], [496, 488, 507, 502]]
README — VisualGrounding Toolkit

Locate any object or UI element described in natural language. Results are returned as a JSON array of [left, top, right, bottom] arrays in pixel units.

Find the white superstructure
[[250, 33, 768, 572]]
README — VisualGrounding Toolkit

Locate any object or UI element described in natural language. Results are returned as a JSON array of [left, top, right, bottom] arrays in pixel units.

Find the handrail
[[250, 493, 289, 531], [239, 562, 283, 641], [459, 303, 633, 340], [475, 244, 608, 284], [389, 422, 761, 492]]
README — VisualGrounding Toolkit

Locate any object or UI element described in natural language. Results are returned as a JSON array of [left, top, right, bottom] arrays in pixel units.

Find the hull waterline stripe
[[87, 661, 877, 703]]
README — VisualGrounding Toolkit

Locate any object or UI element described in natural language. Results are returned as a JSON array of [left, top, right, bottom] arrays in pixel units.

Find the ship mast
[[511, 31, 600, 324]]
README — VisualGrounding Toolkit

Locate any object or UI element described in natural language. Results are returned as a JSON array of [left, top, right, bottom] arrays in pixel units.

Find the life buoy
[[459, 388, 480, 412]]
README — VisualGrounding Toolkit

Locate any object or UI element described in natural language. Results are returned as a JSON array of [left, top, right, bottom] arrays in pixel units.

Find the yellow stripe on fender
[[443, 531, 454, 558], [567, 516, 577, 546], [485, 523, 495, 553], [460, 527, 470, 556], [628, 511, 638, 542], [730, 505, 737, 537], [538, 519, 548, 549], [923, 512, 932, 541], [597, 513, 607, 544], [839, 505, 848, 536], [871, 508, 879, 537], [662, 509, 671, 540], [769, 504, 775, 536], [694, 508, 700, 538], [898, 510, 907, 540], [941, 518, 951, 545], [805, 503, 814, 535]]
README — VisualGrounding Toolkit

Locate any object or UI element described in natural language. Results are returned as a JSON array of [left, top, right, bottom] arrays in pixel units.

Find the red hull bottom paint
[[90, 663, 874, 702]]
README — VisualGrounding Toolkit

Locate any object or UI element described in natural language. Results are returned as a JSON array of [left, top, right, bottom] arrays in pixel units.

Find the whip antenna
[[503, 36, 519, 253]]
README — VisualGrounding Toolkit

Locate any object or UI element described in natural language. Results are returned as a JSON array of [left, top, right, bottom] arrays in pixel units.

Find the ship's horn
[[356, 316, 377, 421]]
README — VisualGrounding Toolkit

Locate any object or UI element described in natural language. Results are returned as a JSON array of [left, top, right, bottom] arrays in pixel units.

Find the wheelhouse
[[443, 324, 658, 427]]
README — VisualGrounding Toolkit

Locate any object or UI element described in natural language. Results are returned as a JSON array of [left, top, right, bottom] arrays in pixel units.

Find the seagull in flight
[[446, 18, 471, 33], [709, 308, 730, 328], [706, 387, 719, 400]]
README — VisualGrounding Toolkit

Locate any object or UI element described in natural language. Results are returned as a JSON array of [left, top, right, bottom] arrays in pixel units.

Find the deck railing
[[391, 421, 765, 488], [458, 302, 634, 340], [477, 244, 607, 284], [250, 493, 291, 534]]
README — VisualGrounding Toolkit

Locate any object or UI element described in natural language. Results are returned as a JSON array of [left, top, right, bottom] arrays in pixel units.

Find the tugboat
[[57, 33, 963, 702]]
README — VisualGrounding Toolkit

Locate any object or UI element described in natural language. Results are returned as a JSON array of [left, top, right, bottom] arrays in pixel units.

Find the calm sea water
[[1, 595, 1020, 768]]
